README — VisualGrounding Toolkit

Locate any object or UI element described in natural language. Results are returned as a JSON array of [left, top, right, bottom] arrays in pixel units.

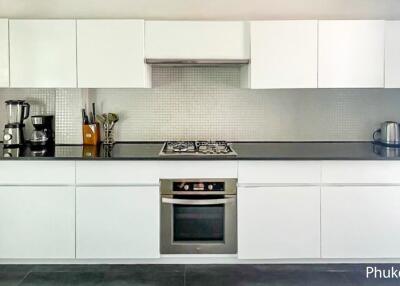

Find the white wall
[[0, 0, 399, 20]]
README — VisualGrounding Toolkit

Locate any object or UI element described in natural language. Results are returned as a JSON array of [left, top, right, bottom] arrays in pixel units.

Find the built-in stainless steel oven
[[160, 178, 237, 254]]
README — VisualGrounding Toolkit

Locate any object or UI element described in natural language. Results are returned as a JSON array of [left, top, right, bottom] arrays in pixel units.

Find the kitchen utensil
[[96, 114, 105, 124], [92, 103, 96, 124], [102, 112, 119, 145], [82, 109, 89, 124], [373, 121, 400, 146]]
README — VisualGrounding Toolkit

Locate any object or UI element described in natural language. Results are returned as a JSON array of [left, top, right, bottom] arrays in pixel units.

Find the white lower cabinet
[[322, 186, 400, 258], [76, 186, 160, 259], [238, 186, 320, 259], [0, 186, 75, 259]]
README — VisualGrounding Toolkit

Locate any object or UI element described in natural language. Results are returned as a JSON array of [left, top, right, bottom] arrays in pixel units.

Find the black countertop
[[1, 142, 400, 160]]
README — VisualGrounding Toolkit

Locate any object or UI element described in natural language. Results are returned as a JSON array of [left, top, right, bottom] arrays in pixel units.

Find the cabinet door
[[318, 20, 384, 88], [9, 20, 77, 88], [77, 20, 150, 88], [76, 186, 159, 259], [0, 186, 75, 259], [249, 21, 317, 89], [0, 19, 9, 87], [322, 186, 400, 258], [238, 186, 320, 259], [385, 21, 400, 88], [145, 21, 249, 59]]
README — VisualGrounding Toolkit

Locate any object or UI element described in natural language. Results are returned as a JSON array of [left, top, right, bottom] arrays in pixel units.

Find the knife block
[[82, 123, 100, 145]]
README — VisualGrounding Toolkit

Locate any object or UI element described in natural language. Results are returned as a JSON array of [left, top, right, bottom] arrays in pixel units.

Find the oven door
[[160, 195, 237, 254]]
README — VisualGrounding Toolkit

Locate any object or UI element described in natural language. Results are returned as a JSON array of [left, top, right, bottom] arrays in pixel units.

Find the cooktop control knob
[[208, 184, 213, 191], [3, 134, 11, 141], [183, 184, 190, 191]]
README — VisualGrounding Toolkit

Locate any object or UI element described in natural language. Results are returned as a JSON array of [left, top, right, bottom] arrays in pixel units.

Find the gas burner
[[160, 141, 237, 156], [164, 141, 196, 153]]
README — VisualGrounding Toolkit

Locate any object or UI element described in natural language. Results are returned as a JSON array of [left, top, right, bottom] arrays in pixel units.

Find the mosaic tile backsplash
[[1, 66, 400, 144]]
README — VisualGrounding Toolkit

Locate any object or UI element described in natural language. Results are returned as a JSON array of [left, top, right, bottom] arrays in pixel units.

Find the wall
[[1, 66, 400, 144], [0, 0, 400, 20]]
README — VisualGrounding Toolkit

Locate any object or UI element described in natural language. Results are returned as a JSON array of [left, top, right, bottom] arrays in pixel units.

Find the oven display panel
[[173, 182, 224, 192]]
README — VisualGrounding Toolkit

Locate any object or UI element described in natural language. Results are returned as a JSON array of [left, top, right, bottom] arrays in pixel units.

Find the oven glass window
[[173, 205, 224, 242]]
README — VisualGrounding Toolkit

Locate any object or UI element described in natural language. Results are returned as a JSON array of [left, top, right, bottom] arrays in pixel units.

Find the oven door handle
[[161, 197, 235, 205]]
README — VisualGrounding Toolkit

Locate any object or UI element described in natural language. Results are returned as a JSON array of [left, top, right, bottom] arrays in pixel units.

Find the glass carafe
[[5, 100, 30, 124]]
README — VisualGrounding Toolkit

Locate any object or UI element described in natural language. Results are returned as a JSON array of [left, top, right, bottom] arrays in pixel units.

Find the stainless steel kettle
[[373, 121, 400, 146]]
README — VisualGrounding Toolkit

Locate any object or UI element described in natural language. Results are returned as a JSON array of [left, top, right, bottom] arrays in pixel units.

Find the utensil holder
[[103, 125, 115, 145], [82, 123, 100, 145]]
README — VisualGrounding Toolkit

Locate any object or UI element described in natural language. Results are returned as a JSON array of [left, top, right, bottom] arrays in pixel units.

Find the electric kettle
[[373, 121, 400, 146]]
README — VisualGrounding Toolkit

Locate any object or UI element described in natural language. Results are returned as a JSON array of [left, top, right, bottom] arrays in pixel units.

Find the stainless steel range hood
[[145, 58, 250, 66]]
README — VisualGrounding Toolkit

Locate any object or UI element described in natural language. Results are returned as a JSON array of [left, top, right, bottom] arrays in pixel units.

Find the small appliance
[[3, 100, 30, 146], [160, 141, 237, 156], [373, 121, 400, 146], [30, 115, 54, 147], [160, 178, 237, 254]]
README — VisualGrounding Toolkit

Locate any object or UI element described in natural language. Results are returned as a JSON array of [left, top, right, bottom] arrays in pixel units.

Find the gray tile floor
[[0, 264, 399, 285]]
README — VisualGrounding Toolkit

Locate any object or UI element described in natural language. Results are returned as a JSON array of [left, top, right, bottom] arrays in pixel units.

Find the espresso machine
[[3, 100, 30, 146]]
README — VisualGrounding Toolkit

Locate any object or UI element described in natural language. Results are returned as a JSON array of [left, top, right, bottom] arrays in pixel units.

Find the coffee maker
[[30, 115, 54, 147], [3, 100, 30, 146]]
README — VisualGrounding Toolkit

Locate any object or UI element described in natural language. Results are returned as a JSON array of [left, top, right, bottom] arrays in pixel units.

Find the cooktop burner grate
[[160, 141, 237, 156]]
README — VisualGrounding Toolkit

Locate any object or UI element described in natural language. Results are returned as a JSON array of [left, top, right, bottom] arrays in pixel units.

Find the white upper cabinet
[[318, 20, 385, 88], [0, 19, 9, 87], [385, 21, 400, 88], [248, 21, 318, 89], [9, 20, 77, 88], [145, 21, 249, 59], [77, 20, 150, 88]]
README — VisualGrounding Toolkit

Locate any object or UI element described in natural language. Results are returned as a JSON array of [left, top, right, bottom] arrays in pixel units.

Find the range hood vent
[[145, 59, 250, 66]]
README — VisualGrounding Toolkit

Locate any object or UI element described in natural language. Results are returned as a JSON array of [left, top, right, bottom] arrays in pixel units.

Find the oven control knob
[[3, 134, 12, 141], [183, 184, 190, 191], [208, 184, 213, 191]]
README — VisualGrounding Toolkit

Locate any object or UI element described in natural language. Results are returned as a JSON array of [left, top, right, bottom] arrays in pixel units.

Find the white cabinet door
[[249, 21, 317, 89], [77, 20, 150, 88], [9, 20, 77, 88], [385, 21, 400, 88], [76, 186, 159, 259], [0, 19, 9, 87], [0, 186, 75, 259], [322, 186, 400, 258], [238, 186, 320, 259], [318, 20, 384, 88], [145, 21, 249, 59]]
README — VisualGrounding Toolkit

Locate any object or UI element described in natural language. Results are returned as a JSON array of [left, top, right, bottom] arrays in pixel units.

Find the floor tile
[[186, 264, 309, 286], [344, 270, 400, 286], [19, 271, 104, 286], [305, 271, 353, 286], [0, 271, 28, 286], [0, 265, 34, 273], [32, 264, 109, 272], [100, 270, 184, 286], [108, 264, 184, 273]]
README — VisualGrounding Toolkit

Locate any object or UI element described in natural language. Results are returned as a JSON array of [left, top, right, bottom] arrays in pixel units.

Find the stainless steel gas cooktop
[[159, 141, 237, 156]]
